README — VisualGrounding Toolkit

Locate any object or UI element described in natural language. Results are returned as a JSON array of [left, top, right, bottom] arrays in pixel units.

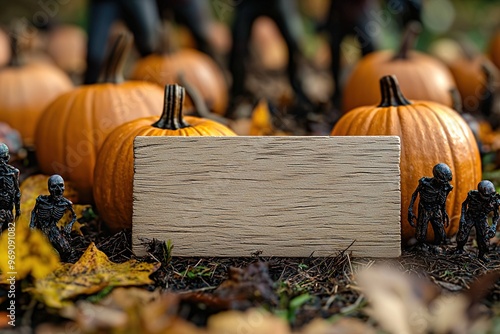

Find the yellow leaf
[[32, 243, 160, 308], [249, 100, 274, 136], [0, 222, 60, 282]]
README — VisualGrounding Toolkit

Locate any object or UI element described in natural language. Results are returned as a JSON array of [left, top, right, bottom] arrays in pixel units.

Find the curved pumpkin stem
[[100, 32, 132, 84], [393, 21, 422, 60], [8, 20, 23, 67], [378, 75, 412, 107], [153, 84, 191, 130]]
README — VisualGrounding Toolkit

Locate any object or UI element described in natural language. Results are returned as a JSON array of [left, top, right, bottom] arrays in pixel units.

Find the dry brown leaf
[[207, 309, 290, 334], [0, 221, 60, 282], [32, 243, 160, 308], [355, 264, 493, 334]]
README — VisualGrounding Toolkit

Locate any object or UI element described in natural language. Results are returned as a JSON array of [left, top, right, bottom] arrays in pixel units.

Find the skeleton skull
[[0, 143, 9, 165], [48, 174, 65, 198], [478, 180, 496, 200]]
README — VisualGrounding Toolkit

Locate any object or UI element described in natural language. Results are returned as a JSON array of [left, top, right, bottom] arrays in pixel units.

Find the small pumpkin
[[130, 23, 228, 116], [0, 33, 73, 146], [46, 24, 87, 76], [0, 28, 10, 67], [35, 33, 164, 203], [332, 75, 481, 244], [342, 22, 456, 112], [251, 16, 289, 71], [94, 84, 236, 232], [446, 40, 496, 114]]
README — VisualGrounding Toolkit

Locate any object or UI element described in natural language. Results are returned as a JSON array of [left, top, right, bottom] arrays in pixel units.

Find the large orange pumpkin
[[94, 84, 236, 232], [342, 22, 456, 112], [35, 33, 164, 203], [130, 38, 228, 115], [0, 34, 73, 146], [332, 75, 481, 244]]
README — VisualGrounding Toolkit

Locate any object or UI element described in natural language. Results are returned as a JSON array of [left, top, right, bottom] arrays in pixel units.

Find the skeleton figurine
[[0, 143, 21, 233], [30, 175, 76, 261], [455, 180, 499, 262], [408, 163, 453, 247]]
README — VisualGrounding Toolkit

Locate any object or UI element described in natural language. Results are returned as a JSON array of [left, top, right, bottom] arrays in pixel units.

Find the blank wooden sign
[[133, 136, 401, 258]]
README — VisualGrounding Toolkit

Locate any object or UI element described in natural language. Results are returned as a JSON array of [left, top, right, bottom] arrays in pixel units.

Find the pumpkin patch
[[34, 33, 163, 203]]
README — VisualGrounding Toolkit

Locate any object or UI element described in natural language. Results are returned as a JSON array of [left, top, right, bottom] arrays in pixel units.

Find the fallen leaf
[[298, 317, 376, 334], [249, 99, 274, 136], [355, 264, 493, 334], [180, 262, 277, 314], [207, 309, 290, 334], [32, 243, 160, 308], [63, 289, 203, 334], [0, 221, 60, 282]]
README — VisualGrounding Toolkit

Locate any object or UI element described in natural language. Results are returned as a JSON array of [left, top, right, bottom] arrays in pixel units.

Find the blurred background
[[0, 0, 499, 137]]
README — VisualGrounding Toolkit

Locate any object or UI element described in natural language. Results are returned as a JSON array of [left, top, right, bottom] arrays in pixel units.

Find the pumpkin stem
[[153, 84, 191, 130], [100, 32, 132, 84], [393, 21, 422, 60], [457, 37, 478, 61], [479, 62, 498, 119], [157, 19, 177, 55], [8, 33, 20, 67], [450, 88, 463, 113], [378, 75, 412, 107], [8, 20, 24, 67], [178, 73, 230, 125]]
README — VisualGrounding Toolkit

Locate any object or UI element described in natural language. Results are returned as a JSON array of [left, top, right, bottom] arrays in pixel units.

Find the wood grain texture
[[133, 136, 401, 257]]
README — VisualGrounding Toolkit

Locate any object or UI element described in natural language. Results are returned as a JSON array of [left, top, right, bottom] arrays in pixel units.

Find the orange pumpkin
[[332, 75, 481, 244], [489, 29, 500, 70], [35, 33, 164, 203], [342, 22, 456, 112], [446, 40, 496, 114], [130, 28, 228, 116], [94, 84, 236, 231], [46, 24, 87, 75], [0, 34, 73, 146], [0, 29, 10, 67]]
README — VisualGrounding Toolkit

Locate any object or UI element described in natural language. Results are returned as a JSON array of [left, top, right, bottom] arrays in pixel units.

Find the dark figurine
[[30, 175, 76, 261], [455, 180, 499, 262], [0, 143, 21, 234], [408, 163, 453, 247], [84, 0, 161, 84], [227, 0, 312, 118]]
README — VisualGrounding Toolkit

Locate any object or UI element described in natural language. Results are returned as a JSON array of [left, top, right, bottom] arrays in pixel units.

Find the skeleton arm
[[64, 201, 77, 235], [442, 186, 453, 228], [29, 198, 39, 229], [490, 195, 500, 237], [14, 168, 20, 220], [459, 194, 470, 226], [408, 182, 421, 227]]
